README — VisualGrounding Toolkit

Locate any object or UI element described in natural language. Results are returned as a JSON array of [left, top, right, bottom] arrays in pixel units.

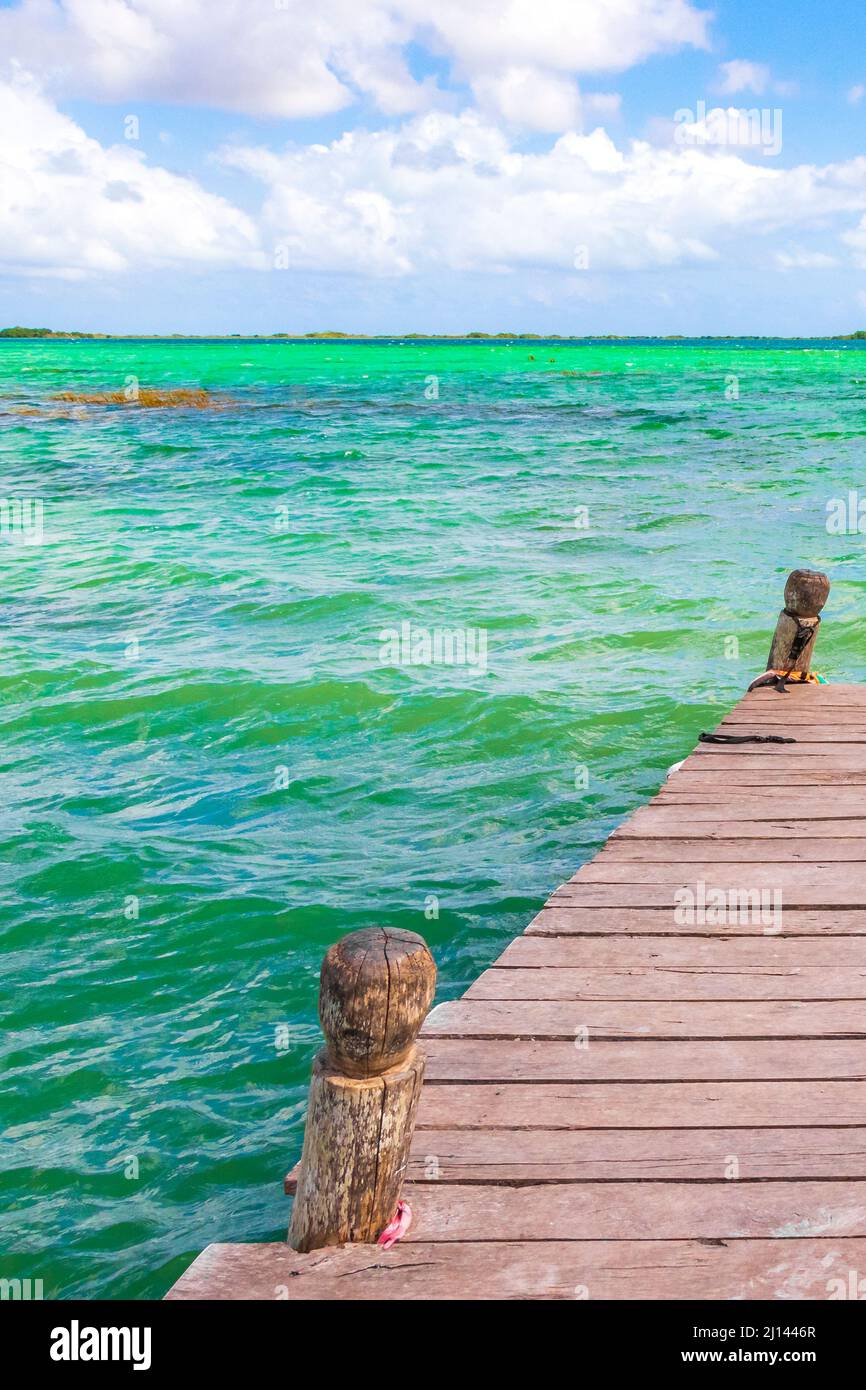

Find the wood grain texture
[[415, 1080, 866, 1128], [405, 1180, 866, 1242], [653, 792, 866, 813], [318, 927, 436, 1078], [404, 1127, 866, 1181], [423, 998, 866, 1039], [614, 814, 866, 839], [289, 927, 435, 1252], [165, 1238, 866, 1301], [569, 861, 866, 886], [504, 935, 866, 966], [599, 838, 866, 861], [288, 1051, 425, 1251], [465, 965, 866, 1001], [548, 884, 866, 907], [526, 906, 866, 935], [422, 1037, 866, 1081]]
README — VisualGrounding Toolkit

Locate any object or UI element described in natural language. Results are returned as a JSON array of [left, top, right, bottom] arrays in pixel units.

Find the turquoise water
[[1, 338, 865, 1299]]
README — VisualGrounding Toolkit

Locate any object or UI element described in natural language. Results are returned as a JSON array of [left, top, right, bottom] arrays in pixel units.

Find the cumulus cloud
[[716, 59, 798, 99], [471, 67, 581, 133], [717, 60, 771, 95], [6, 62, 866, 288], [420, 0, 710, 76], [0, 74, 261, 277], [220, 110, 866, 279], [0, 0, 712, 122]]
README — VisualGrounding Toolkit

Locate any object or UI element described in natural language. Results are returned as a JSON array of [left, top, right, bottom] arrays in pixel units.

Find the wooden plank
[[548, 883, 866, 907], [407, 1181, 866, 1242], [527, 905, 866, 935], [406, 1127, 866, 1181], [506, 935, 866, 965], [598, 837, 866, 861], [716, 724, 866, 740], [689, 748, 866, 764], [656, 795, 866, 811], [423, 999, 866, 1039], [664, 778, 866, 789], [740, 684, 866, 699], [652, 792, 866, 813], [287, 1120, 866, 1193], [732, 713, 866, 726], [465, 965, 866, 1001], [165, 1237, 866, 1301], [569, 861, 866, 886], [422, 1037, 866, 1082], [719, 721, 866, 734], [416, 1080, 866, 1128], [614, 813, 866, 839]]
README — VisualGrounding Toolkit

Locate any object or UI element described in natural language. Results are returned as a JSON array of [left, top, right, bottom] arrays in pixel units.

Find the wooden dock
[[168, 676, 866, 1300]]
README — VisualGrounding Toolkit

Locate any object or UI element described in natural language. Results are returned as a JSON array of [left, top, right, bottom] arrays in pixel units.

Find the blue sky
[[2, 0, 866, 334]]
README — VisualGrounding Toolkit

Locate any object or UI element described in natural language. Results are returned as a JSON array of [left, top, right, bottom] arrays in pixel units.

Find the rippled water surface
[[1, 338, 865, 1297]]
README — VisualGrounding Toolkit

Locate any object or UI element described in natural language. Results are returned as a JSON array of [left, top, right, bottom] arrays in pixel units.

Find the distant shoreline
[[3, 329, 866, 343]]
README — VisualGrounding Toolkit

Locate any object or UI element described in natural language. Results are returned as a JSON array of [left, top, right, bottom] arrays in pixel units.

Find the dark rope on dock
[[699, 732, 797, 744], [785, 610, 819, 664]]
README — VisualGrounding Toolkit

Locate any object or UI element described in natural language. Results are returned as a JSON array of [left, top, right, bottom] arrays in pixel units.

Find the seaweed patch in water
[[52, 387, 226, 408]]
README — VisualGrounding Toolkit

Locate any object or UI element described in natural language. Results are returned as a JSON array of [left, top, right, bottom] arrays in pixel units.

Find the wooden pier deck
[[168, 680, 866, 1300]]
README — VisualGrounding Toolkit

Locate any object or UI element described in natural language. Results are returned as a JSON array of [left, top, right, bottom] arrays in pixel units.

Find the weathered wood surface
[[288, 927, 435, 1252], [287, 1052, 425, 1249], [763, 568, 829, 677], [408, 683, 866, 1295], [549, 884, 866, 905], [467, 964, 866, 999], [324, 1180, 866, 1241], [169, 680, 866, 1300], [424, 999, 866, 1038], [415, 1080, 866, 1127], [165, 1238, 866, 1301], [528, 906, 866, 934], [505, 936, 866, 964], [400, 1128, 866, 1182], [422, 1037, 866, 1081], [600, 839, 866, 860]]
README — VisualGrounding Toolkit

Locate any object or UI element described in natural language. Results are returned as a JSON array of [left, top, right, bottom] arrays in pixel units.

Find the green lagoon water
[[1, 337, 865, 1298]]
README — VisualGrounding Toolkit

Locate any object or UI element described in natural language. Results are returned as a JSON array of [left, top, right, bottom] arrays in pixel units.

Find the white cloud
[[584, 92, 623, 119], [716, 59, 798, 99], [220, 110, 866, 279], [848, 84, 865, 106], [6, 61, 866, 289], [0, 73, 261, 277], [775, 246, 838, 270], [420, 0, 710, 75], [0, 0, 711, 123], [471, 67, 581, 132], [717, 60, 772, 95], [840, 215, 866, 267]]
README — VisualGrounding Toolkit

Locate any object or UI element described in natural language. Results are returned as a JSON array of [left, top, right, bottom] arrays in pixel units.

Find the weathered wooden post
[[288, 926, 436, 1254], [749, 569, 830, 689]]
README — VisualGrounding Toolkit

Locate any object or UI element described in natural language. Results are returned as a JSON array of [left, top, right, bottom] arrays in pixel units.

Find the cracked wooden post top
[[319, 926, 437, 1079], [783, 569, 830, 619]]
